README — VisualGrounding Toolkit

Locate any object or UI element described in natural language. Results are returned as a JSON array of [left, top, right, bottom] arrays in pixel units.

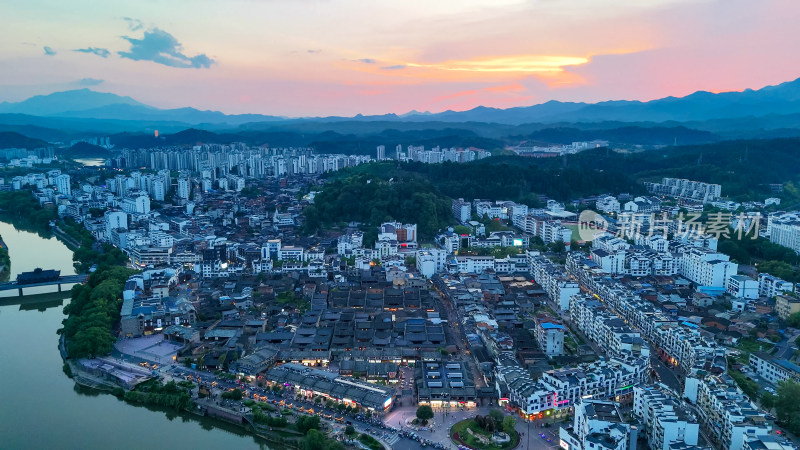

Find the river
[[0, 222, 270, 449], [73, 157, 107, 167]]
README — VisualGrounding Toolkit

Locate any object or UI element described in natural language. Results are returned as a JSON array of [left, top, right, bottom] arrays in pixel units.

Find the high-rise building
[[151, 177, 166, 201], [177, 177, 190, 199], [55, 174, 71, 196], [376, 145, 385, 161]]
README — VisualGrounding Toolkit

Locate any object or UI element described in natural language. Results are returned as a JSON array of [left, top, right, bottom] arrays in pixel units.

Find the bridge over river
[[0, 273, 88, 297]]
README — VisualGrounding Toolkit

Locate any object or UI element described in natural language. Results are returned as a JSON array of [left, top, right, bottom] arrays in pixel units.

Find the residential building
[[749, 352, 800, 386], [766, 212, 800, 254], [726, 275, 759, 300], [558, 399, 634, 450], [534, 321, 565, 357], [633, 385, 699, 450], [758, 273, 794, 299], [775, 295, 800, 320]]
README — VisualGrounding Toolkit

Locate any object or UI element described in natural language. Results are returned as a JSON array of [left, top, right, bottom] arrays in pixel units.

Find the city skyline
[[2, 0, 799, 116]]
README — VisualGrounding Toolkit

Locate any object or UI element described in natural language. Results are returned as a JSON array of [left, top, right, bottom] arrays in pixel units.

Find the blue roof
[[540, 323, 566, 330], [775, 359, 800, 375]]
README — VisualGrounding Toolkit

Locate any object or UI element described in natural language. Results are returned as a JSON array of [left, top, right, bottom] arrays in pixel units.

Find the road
[[774, 333, 799, 360], [650, 354, 682, 392]]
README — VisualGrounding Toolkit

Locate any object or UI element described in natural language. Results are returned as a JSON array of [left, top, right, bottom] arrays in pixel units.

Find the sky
[[1, 0, 799, 117]]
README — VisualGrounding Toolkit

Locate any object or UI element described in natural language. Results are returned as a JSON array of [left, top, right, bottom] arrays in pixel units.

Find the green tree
[[502, 415, 516, 434], [775, 380, 800, 434], [303, 429, 327, 450], [786, 312, 800, 328], [345, 425, 356, 436], [488, 409, 505, 422], [416, 405, 434, 424], [296, 415, 321, 434], [222, 388, 243, 400], [761, 392, 777, 411]]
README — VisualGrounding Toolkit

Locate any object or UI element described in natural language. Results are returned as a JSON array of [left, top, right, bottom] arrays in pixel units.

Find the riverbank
[[0, 234, 9, 281]]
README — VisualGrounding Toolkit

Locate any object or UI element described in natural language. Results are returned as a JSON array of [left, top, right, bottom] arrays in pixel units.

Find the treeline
[[717, 234, 800, 281], [59, 218, 128, 272], [0, 190, 55, 236], [114, 380, 193, 410], [0, 237, 8, 282], [60, 265, 138, 358], [304, 174, 453, 238]]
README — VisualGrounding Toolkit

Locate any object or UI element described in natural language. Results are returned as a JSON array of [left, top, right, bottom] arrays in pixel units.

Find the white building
[[534, 321, 565, 357], [416, 249, 447, 278], [104, 210, 128, 241], [558, 399, 632, 450], [55, 174, 71, 196], [766, 212, 800, 254], [633, 385, 699, 450], [726, 275, 759, 300], [693, 375, 770, 450], [757, 273, 794, 298], [452, 198, 471, 223], [596, 195, 620, 214], [749, 352, 800, 386], [678, 247, 738, 288], [177, 177, 191, 199]]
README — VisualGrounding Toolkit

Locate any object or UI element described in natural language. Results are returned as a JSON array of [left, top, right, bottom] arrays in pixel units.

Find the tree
[[222, 388, 243, 400], [488, 409, 505, 422], [345, 425, 356, 436], [787, 311, 800, 328], [303, 429, 327, 450], [416, 405, 434, 424], [761, 392, 777, 411], [502, 415, 516, 434], [296, 415, 321, 434], [775, 380, 800, 434]]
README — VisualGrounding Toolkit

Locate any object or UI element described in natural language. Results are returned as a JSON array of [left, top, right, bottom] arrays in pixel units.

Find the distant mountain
[[3, 77, 800, 143], [65, 142, 110, 158], [0, 89, 285, 126], [0, 131, 49, 149], [0, 89, 145, 116], [397, 77, 800, 125]]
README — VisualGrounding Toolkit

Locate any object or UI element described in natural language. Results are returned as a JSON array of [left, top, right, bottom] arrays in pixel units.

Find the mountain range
[[2, 77, 800, 126], [2, 77, 800, 147]]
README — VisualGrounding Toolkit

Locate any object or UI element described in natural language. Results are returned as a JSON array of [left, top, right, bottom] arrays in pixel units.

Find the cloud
[[74, 47, 111, 58], [381, 65, 406, 70], [355, 58, 376, 64], [77, 78, 104, 87], [43, 46, 56, 56], [123, 17, 143, 31], [405, 55, 589, 73], [118, 28, 215, 69], [307, 49, 322, 54]]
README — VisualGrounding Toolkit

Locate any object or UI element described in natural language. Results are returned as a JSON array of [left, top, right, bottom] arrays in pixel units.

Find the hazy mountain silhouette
[[0, 89, 284, 125], [0, 89, 145, 116], [2, 77, 800, 140], [0, 131, 49, 149]]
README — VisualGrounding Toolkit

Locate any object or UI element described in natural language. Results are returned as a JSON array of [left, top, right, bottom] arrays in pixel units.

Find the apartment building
[[775, 294, 800, 320], [726, 275, 759, 300], [452, 198, 472, 223], [766, 212, 800, 254], [534, 321, 565, 357], [693, 376, 770, 450], [559, 399, 633, 450], [758, 273, 794, 299], [633, 385, 699, 450], [749, 352, 800, 386]]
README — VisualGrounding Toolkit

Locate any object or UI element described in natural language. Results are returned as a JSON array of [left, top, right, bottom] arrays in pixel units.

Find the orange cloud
[[483, 83, 526, 93], [406, 55, 589, 73]]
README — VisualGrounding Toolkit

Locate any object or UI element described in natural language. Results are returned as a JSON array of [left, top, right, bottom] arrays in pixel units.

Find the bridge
[[0, 274, 88, 296]]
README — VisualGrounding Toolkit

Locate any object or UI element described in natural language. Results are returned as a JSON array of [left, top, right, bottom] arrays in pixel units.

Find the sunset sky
[[1, 0, 799, 116]]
